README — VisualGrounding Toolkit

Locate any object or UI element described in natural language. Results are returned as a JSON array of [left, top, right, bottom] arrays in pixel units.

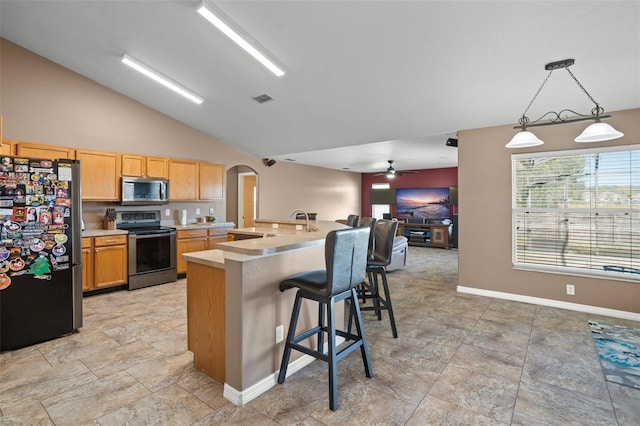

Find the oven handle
[[129, 232, 176, 239]]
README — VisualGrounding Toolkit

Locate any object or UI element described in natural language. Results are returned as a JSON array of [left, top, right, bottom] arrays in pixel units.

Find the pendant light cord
[[518, 70, 553, 126], [565, 67, 604, 117]]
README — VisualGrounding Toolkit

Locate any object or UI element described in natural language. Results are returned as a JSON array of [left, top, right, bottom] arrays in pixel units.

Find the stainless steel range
[[116, 210, 177, 290]]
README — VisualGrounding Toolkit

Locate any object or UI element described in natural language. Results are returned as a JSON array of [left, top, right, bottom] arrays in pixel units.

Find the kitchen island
[[182, 219, 349, 405]]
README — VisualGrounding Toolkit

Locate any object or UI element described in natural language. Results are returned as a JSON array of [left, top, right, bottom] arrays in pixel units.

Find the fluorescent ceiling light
[[121, 54, 204, 104], [197, 2, 286, 77]]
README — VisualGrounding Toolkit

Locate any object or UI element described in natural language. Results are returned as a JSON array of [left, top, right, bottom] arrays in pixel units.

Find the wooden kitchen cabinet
[[15, 142, 75, 159], [169, 159, 198, 200], [121, 154, 145, 177], [199, 162, 224, 200], [93, 235, 128, 289], [122, 154, 169, 179], [177, 229, 208, 275], [76, 149, 121, 201], [146, 156, 169, 178], [81, 237, 94, 291], [208, 226, 232, 249], [0, 139, 16, 156]]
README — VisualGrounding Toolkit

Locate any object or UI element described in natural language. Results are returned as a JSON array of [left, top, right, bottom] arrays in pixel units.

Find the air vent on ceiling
[[253, 94, 273, 103]]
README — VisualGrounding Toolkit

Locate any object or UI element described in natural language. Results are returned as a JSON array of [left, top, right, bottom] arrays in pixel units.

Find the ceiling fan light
[[574, 122, 624, 143], [506, 130, 544, 148]]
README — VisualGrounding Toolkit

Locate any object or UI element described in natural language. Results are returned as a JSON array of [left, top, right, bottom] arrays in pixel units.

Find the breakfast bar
[[182, 219, 349, 405]]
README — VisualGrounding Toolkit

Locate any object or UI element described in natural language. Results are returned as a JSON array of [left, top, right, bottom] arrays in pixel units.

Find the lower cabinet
[[82, 235, 128, 292], [208, 227, 230, 249], [82, 237, 94, 292], [177, 229, 208, 275]]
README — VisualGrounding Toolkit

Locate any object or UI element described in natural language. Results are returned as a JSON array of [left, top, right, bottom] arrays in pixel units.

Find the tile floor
[[1, 247, 639, 425]]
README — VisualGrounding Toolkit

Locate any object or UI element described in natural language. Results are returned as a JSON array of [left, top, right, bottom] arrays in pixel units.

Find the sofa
[[386, 235, 408, 272]]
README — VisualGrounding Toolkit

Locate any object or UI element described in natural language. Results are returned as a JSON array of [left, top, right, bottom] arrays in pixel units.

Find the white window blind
[[512, 145, 639, 281]]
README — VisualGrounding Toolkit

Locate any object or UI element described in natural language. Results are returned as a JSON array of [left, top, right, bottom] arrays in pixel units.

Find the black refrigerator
[[0, 157, 83, 351]]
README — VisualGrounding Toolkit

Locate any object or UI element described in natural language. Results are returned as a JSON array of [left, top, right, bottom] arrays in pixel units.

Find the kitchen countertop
[[82, 229, 128, 238], [171, 222, 235, 231], [82, 222, 235, 238], [214, 220, 348, 256], [181, 248, 226, 269]]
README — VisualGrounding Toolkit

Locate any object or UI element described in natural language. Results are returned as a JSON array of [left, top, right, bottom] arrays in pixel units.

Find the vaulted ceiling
[[1, 1, 638, 173]]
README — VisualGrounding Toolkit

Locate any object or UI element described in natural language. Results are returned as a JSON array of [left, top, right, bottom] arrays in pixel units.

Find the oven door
[[128, 231, 177, 289]]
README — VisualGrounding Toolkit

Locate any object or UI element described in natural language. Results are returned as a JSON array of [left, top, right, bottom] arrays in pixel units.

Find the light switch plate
[[165, 208, 170, 216], [195, 208, 201, 215]]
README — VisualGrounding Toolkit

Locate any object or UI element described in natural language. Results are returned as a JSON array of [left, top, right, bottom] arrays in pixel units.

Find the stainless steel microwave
[[121, 177, 169, 205]]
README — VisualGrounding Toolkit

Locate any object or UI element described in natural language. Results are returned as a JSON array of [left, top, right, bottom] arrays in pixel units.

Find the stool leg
[[278, 293, 302, 384], [380, 269, 398, 338], [350, 288, 373, 378], [327, 296, 338, 411], [318, 302, 325, 353], [371, 270, 382, 320], [345, 296, 353, 335]]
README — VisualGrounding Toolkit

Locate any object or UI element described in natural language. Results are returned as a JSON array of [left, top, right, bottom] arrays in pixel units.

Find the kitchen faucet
[[289, 209, 310, 232]]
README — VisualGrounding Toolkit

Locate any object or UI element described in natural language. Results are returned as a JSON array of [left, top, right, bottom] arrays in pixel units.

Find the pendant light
[[506, 59, 623, 148]]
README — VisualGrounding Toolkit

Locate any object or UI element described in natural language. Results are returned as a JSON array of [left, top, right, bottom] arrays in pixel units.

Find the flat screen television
[[395, 187, 450, 220]]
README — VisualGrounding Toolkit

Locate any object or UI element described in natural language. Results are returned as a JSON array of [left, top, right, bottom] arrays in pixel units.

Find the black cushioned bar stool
[[277, 227, 372, 411], [359, 219, 399, 338], [346, 214, 360, 227]]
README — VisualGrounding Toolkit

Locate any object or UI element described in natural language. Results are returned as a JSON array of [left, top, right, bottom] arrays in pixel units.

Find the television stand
[[397, 223, 450, 249]]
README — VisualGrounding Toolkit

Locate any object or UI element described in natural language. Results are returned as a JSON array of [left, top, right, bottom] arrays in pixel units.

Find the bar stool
[[346, 214, 360, 227], [359, 219, 399, 338], [277, 227, 372, 411]]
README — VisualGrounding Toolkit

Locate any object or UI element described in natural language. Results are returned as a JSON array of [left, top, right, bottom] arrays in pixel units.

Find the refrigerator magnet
[[52, 245, 66, 256], [0, 273, 10, 290], [9, 258, 25, 271], [30, 239, 45, 252]]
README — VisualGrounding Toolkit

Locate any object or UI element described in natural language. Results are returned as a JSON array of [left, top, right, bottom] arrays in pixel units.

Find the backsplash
[[82, 200, 226, 230]]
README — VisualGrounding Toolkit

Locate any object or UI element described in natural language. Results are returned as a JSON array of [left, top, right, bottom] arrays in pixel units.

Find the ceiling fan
[[374, 160, 418, 178]]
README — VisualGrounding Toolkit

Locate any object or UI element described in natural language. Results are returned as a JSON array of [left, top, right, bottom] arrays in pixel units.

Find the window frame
[[511, 144, 639, 283]]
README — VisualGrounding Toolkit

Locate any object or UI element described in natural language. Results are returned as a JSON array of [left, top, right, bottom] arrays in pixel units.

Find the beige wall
[[0, 38, 361, 225], [458, 108, 640, 314]]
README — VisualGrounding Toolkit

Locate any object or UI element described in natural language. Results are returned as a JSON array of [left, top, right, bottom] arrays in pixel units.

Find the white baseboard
[[223, 353, 315, 405], [223, 336, 346, 406], [457, 285, 640, 322]]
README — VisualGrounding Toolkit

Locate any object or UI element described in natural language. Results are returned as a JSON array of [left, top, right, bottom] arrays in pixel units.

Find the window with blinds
[[511, 145, 639, 282]]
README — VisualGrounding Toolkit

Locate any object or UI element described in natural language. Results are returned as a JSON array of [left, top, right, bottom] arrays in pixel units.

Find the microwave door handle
[[159, 183, 164, 200]]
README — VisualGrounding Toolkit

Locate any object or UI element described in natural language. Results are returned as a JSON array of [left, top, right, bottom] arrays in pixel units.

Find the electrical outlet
[[165, 208, 170, 217], [566, 284, 575, 295], [209, 208, 214, 215], [295, 224, 303, 231], [272, 223, 279, 229], [275, 325, 284, 343], [196, 208, 201, 215]]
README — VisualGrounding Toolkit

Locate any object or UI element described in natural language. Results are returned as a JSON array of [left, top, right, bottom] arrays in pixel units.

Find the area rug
[[589, 320, 640, 389]]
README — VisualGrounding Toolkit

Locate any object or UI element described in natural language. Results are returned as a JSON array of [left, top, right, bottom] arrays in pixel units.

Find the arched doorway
[[226, 165, 258, 227]]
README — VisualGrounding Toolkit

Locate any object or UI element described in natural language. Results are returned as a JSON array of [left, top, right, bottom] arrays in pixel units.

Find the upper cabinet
[[76, 149, 121, 201], [16, 142, 75, 160], [122, 154, 169, 179], [146, 157, 169, 178], [169, 159, 198, 200], [121, 154, 145, 177], [199, 162, 224, 200], [1, 139, 224, 202], [0, 139, 16, 156]]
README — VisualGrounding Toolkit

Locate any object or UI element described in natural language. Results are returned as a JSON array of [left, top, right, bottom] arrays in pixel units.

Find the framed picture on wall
[[395, 187, 450, 220]]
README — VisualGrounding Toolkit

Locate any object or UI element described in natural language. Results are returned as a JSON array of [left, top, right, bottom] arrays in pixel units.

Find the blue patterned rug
[[589, 320, 640, 389]]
